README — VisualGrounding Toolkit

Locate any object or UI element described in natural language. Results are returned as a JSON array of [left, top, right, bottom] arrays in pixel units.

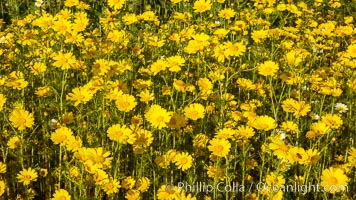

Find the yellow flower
[[0, 162, 6, 173], [167, 55, 185, 72], [215, 128, 235, 139], [86, 147, 113, 169], [346, 43, 356, 58], [280, 121, 298, 133], [7, 136, 21, 149], [133, 128, 153, 148], [122, 176, 136, 190], [135, 177, 150, 192], [251, 115, 277, 131], [175, 192, 197, 200], [157, 185, 179, 200], [123, 13, 138, 25], [321, 167, 349, 194], [66, 86, 94, 106], [17, 167, 38, 185], [52, 17, 72, 34], [138, 90, 154, 104], [9, 108, 34, 131], [150, 58, 167, 75], [223, 41, 246, 58], [51, 127, 74, 146], [184, 103, 205, 120], [65, 136, 82, 152], [167, 112, 187, 129], [104, 179, 120, 195], [5, 71, 28, 90], [257, 60, 279, 76], [193, 0, 212, 13], [218, 8, 236, 20], [64, 0, 79, 7], [116, 94, 137, 112], [69, 166, 80, 178], [286, 146, 307, 164], [145, 105, 172, 129], [305, 149, 320, 165], [173, 79, 186, 92], [348, 147, 356, 166], [0, 180, 5, 197], [174, 152, 193, 171], [125, 189, 140, 200], [52, 189, 71, 200], [52, 52, 76, 70], [35, 86, 52, 97], [39, 168, 48, 177], [107, 124, 135, 144], [321, 114, 343, 129], [234, 125, 255, 139], [266, 172, 285, 187], [269, 137, 290, 159], [108, 0, 125, 10], [251, 29, 268, 44], [0, 94, 6, 111], [208, 138, 231, 157], [207, 165, 225, 180], [93, 169, 109, 185]]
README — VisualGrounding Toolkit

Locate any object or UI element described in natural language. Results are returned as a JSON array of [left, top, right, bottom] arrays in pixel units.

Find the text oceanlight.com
[[170, 182, 349, 195]]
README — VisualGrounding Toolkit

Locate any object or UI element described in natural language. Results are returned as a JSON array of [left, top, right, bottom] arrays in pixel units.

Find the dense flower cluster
[[0, 0, 355, 199]]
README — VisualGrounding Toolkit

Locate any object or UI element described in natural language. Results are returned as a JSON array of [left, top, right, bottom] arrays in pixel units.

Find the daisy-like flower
[[157, 185, 180, 200], [51, 127, 74, 146], [103, 179, 120, 195], [207, 165, 225, 181], [193, 0, 212, 13], [86, 147, 113, 169], [17, 168, 38, 185], [334, 103, 348, 113], [125, 189, 140, 200], [321, 167, 349, 194], [122, 176, 136, 190], [208, 138, 231, 158], [321, 114, 343, 129], [115, 93, 137, 112], [166, 55, 185, 72], [174, 152, 193, 171], [135, 177, 150, 192], [107, 0, 126, 10], [224, 41, 246, 58], [145, 105, 172, 129], [9, 108, 34, 131], [167, 113, 187, 129], [184, 103, 205, 120], [133, 128, 153, 148], [107, 124, 135, 144], [52, 52, 76, 70], [52, 189, 71, 200], [138, 90, 154, 104], [7, 136, 21, 149], [251, 115, 277, 131], [257, 60, 279, 77], [269, 137, 290, 159], [66, 86, 94, 106], [218, 8, 235, 20]]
